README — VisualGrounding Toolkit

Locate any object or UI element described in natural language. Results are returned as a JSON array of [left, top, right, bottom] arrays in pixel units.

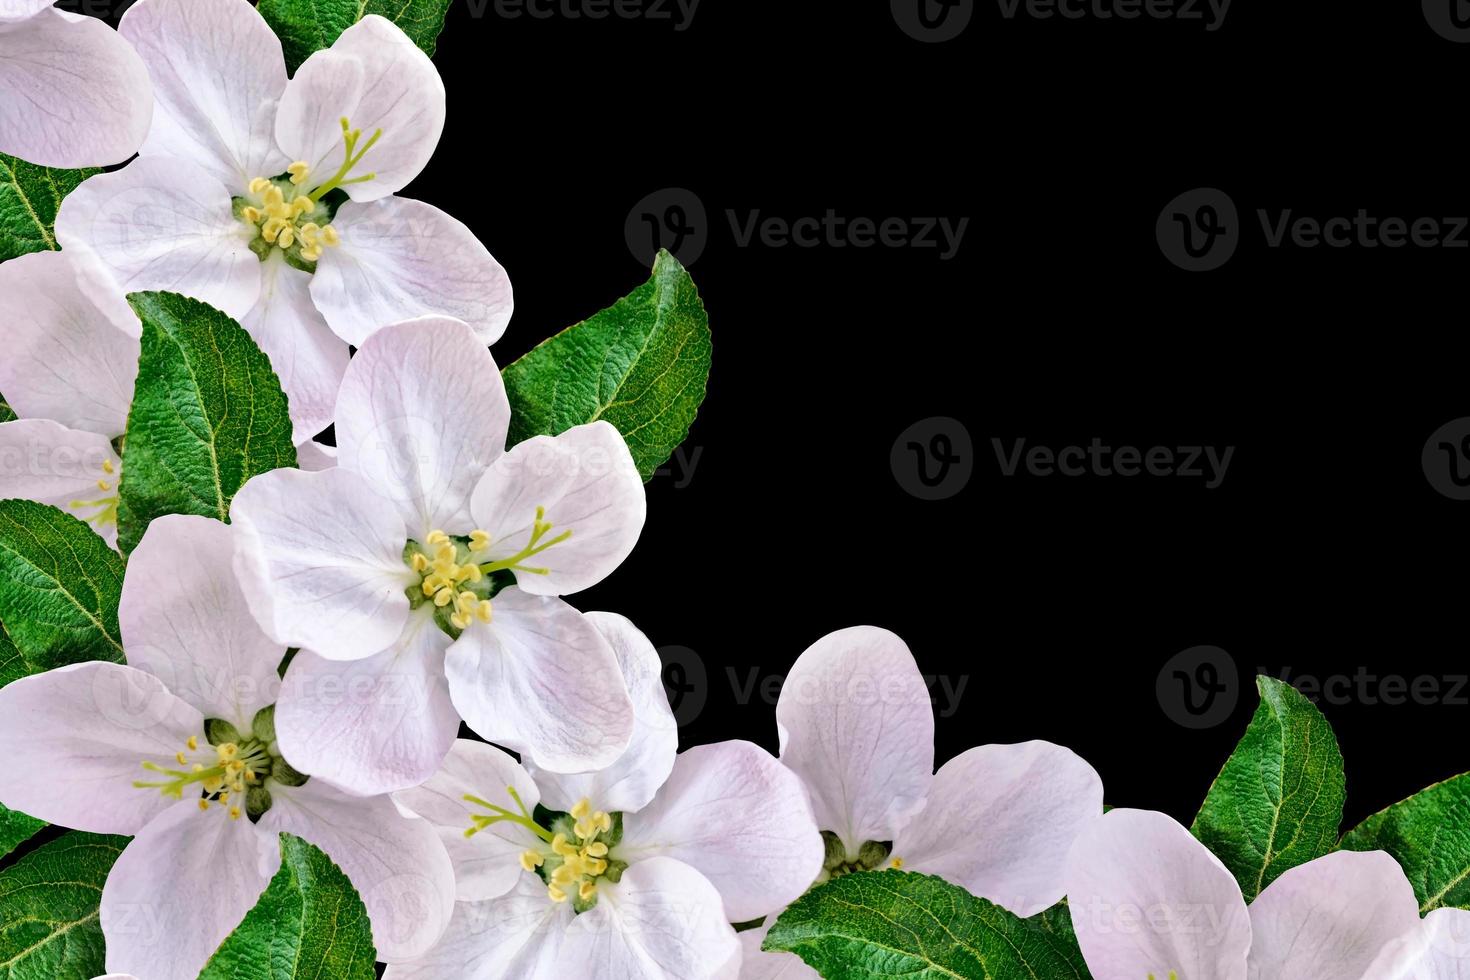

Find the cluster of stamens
[[414, 529, 494, 630], [240, 177, 339, 262], [68, 458, 119, 530], [536, 800, 614, 904], [133, 736, 269, 821]]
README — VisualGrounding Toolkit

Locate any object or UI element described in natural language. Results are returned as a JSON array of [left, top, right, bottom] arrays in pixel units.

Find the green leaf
[[1340, 772, 1470, 913], [117, 292, 296, 554], [0, 832, 127, 979], [0, 396, 14, 424], [0, 804, 44, 861], [0, 501, 125, 675], [1190, 675, 1346, 902], [257, 0, 452, 73], [200, 834, 377, 979], [503, 249, 712, 481], [0, 154, 97, 262], [764, 870, 1092, 980]]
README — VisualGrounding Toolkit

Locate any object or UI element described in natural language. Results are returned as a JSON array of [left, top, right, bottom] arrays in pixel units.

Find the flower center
[[404, 508, 574, 636], [464, 789, 626, 911], [131, 707, 306, 821], [68, 456, 119, 531], [819, 832, 902, 881]]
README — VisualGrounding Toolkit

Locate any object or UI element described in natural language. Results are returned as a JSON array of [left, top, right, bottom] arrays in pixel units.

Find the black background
[[38, 0, 1470, 897]]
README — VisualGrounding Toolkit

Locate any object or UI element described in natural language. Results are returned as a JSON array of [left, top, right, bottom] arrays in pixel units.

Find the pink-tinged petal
[[1064, 808, 1250, 980], [260, 779, 455, 961], [383, 876, 572, 980], [118, 0, 287, 185], [444, 588, 633, 774], [470, 422, 646, 598], [528, 612, 677, 815], [313, 197, 513, 347], [230, 466, 414, 660], [274, 613, 456, 796], [101, 799, 280, 980], [277, 16, 444, 202], [0, 662, 202, 834], [0, 419, 122, 545], [394, 739, 542, 903], [0, 250, 139, 437], [0, 8, 151, 168], [775, 626, 934, 853], [893, 741, 1104, 917], [334, 316, 509, 535], [619, 741, 824, 923], [1364, 908, 1470, 980], [55, 156, 260, 318], [295, 439, 338, 471], [1247, 850, 1420, 980], [242, 253, 349, 444], [121, 515, 283, 730], [563, 856, 739, 980], [737, 920, 819, 980], [0, 1, 54, 22]]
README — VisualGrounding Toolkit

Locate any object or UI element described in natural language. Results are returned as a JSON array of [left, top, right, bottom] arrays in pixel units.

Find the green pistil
[[68, 495, 119, 529], [478, 507, 573, 577], [133, 761, 229, 799], [310, 118, 382, 202], [464, 786, 555, 843]]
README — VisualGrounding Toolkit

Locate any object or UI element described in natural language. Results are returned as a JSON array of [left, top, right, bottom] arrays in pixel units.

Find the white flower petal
[[230, 465, 414, 660], [242, 252, 349, 444], [0, 8, 151, 168], [445, 588, 633, 774], [55, 155, 260, 318], [0, 662, 202, 834], [383, 876, 572, 980], [0, 1, 55, 22], [276, 15, 444, 202], [736, 921, 819, 980], [334, 315, 509, 535], [394, 738, 543, 902], [471, 422, 646, 598], [775, 626, 934, 852], [0, 250, 139, 436], [564, 856, 739, 980], [101, 799, 280, 980], [1364, 908, 1470, 980], [1247, 850, 1420, 980], [619, 741, 824, 923], [313, 197, 513, 346], [260, 779, 455, 961], [893, 741, 1103, 917], [121, 514, 283, 730], [118, 0, 288, 185], [295, 438, 338, 471], [274, 614, 456, 796], [0, 419, 122, 546], [1064, 808, 1250, 980], [528, 612, 677, 815]]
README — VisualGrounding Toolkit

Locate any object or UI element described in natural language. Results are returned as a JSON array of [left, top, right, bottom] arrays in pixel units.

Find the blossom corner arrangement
[[1, 3, 1470, 980]]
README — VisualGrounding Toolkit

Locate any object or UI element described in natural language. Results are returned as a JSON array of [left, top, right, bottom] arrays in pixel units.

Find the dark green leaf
[[1191, 675, 1346, 901], [0, 501, 125, 674], [0, 803, 44, 861], [503, 249, 712, 481], [0, 832, 127, 979], [1340, 772, 1470, 913], [117, 292, 296, 554], [200, 834, 377, 979], [258, 0, 452, 73], [764, 870, 1092, 980], [0, 396, 14, 424], [0, 155, 96, 262]]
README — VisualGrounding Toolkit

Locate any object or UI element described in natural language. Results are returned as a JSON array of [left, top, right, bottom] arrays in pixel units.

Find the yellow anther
[[199, 799, 210, 811], [291, 195, 313, 216], [241, 205, 262, 224], [219, 744, 239, 760], [277, 227, 296, 249], [186, 735, 197, 751], [175, 752, 187, 765], [551, 833, 576, 857], [300, 246, 322, 262], [434, 543, 456, 563], [248, 177, 271, 195], [287, 161, 311, 185], [586, 842, 608, 857], [411, 553, 429, 572], [520, 850, 544, 871], [469, 529, 492, 552], [322, 225, 341, 246], [595, 812, 612, 834], [570, 799, 591, 820], [476, 600, 493, 623], [261, 220, 284, 244], [219, 790, 230, 804], [97, 480, 111, 491], [579, 880, 597, 901], [427, 530, 450, 545], [102, 459, 115, 475], [434, 588, 455, 608], [449, 612, 469, 630], [229, 806, 242, 820], [890, 856, 904, 869], [547, 884, 568, 903]]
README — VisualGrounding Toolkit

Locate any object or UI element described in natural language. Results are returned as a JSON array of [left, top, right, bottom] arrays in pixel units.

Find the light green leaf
[[0, 501, 125, 675], [116, 292, 296, 554], [0, 804, 43, 861], [503, 249, 712, 481], [764, 870, 1092, 980], [0, 832, 127, 979], [0, 155, 96, 262], [1191, 675, 1346, 902], [200, 834, 377, 979], [1340, 772, 1470, 913], [257, 0, 452, 73]]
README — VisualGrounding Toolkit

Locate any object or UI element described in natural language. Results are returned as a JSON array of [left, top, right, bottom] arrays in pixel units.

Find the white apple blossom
[[0, 0, 151, 167], [0, 514, 456, 980], [230, 316, 645, 795], [1064, 807, 1425, 980], [390, 612, 824, 980], [54, 0, 512, 442], [739, 626, 1105, 978]]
